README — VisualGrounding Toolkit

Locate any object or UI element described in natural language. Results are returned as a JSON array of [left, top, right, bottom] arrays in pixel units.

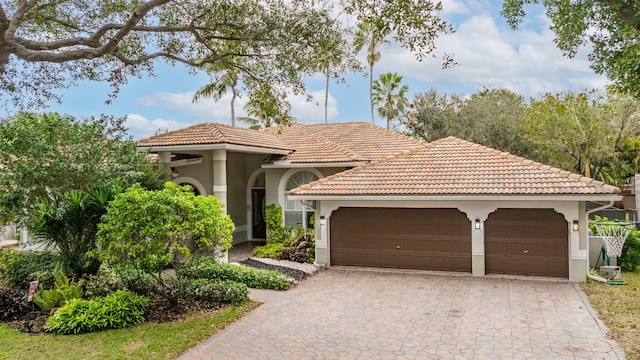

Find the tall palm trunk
[[369, 63, 374, 124], [325, 67, 329, 124], [230, 79, 238, 126]]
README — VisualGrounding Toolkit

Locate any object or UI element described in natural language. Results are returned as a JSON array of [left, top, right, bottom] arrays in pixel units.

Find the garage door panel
[[485, 209, 568, 278], [330, 208, 471, 272]]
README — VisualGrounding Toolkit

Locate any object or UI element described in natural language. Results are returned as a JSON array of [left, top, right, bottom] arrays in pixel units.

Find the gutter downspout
[[585, 201, 615, 283]]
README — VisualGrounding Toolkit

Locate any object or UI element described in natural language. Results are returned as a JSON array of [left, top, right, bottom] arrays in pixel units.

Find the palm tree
[[372, 72, 410, 130], [238, 83, 294, 129], [354, 21, 389, 124], [192, 71, 239, 126]]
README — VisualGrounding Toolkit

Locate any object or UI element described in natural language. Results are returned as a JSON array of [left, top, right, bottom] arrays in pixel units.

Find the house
[[137, 122, 621, 282]]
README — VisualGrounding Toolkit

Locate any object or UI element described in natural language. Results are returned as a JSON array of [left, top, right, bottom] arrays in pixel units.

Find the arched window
[[284, 171, 318, 228], [178, 183, 201, 196]]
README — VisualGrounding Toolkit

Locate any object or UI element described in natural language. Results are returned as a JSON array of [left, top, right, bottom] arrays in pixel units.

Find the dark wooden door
[[330, 208, 471, 272], [485, 208, 568, 278], [251, 188, 266, 239]]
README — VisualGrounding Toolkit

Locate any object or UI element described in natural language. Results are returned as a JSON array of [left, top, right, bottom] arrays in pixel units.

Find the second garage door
[[485, 208, 569, 278], [330, 208, 471, 272]]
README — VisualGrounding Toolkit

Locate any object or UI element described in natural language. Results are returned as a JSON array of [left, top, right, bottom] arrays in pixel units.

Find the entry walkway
[[178, 268, 625, 359]]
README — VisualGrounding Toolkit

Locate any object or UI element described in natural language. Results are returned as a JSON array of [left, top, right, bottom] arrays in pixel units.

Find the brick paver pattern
[[178, 269, 625, 360]]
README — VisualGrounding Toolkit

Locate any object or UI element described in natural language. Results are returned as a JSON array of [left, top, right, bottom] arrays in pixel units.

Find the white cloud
[[376, 12, 608, 99], [289, 90, 339, 124], [135, 91, 247, 124], [134, 89, 339, 126], [125, 114, 190, 140]]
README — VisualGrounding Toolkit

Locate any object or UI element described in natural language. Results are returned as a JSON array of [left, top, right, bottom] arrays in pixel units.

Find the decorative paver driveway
[[178, 268, 625, 360]]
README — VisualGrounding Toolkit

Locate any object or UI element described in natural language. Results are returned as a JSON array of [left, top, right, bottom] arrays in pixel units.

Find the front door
[[251, 188, 266, 239]]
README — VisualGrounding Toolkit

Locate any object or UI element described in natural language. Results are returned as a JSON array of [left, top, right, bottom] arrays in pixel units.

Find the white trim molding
[[139, 143, 292, 155]]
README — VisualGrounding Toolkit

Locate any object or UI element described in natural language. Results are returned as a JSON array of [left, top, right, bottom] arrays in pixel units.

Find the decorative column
[[212, 149, 227, 212], [212, 149, 228, 263], [157, 151, 172, 180]]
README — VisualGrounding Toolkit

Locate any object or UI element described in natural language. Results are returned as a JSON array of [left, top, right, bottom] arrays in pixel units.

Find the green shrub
[[180, 256, 291, 290], [265, 204, 285, 242], [188, 279, 248, 304], [252, 242, 287, 259], [82, 265, 125, 298], [620, 229, 640, 272], [112, 264, 160, 297], [45, 290, 149, 334], [33, 272, 83, 311], [0, 249, 62, 289]]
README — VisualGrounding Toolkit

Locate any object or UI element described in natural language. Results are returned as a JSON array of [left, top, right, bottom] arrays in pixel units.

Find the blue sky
[[8, 0, 607, 139]]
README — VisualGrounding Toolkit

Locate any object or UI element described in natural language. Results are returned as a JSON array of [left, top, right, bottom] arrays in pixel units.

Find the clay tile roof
[[137, 123, 293, 151], [289, 136, 621, 197], [262, 122, 424, 163]]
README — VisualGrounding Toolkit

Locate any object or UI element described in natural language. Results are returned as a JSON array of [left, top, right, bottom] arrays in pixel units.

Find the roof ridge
[[438, 136, 620, 194], [206, 123, 227, 142]]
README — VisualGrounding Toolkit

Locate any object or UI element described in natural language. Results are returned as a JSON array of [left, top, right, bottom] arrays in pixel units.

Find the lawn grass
[[0, 301, 259, 360], [582, 271, 640, 360]]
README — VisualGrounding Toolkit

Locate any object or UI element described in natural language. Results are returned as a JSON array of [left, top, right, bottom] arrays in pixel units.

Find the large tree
[[403, 88, 529, 155], [402, 89, 465, 142], [459, 88, 529, 155], [521, 90, 640, 179], [0, 112, 165, 224], [502, 0, 640, 98], [0, 0, 347, 109], [372, 72, 409, 130]]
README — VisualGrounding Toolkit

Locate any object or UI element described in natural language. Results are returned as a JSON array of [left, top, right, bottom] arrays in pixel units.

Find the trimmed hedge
[[188, 279, 248, 304], [180, 256, 292, 290], [45, 290, 149, 334]]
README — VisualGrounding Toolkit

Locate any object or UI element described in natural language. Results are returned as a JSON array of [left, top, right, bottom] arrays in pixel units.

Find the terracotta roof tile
[[289, 137, 621, 197], [263, 122, 424, 163], [137, 123, 293, 151]]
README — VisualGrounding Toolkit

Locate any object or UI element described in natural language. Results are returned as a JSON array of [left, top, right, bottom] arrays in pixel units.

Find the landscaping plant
[[0, 249, 61, 289], [32, 272, 83, 312], [45, 290, 149, 334], [180, 256, 292, 290], [188, 279, 249, 304], [0, 289, 32, 321], [98, 183, 235, 306]]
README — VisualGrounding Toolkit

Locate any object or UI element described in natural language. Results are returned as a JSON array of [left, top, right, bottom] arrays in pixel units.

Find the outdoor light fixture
[[572, 220, 579, 231], [474, 219, 481, 230], [319, 216, 326, 226]]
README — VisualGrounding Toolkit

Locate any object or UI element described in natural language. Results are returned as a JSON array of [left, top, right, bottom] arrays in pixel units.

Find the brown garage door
[[330, 208, 471, 272], [485, 208, 568, 278]]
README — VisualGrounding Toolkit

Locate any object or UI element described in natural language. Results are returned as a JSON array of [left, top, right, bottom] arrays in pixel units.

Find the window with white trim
[[284, 171, 318, 228]]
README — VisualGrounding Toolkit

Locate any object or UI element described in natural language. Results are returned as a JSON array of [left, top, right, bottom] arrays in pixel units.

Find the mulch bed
[[3, 298, 224, 335], [239, 258, 310, 281]]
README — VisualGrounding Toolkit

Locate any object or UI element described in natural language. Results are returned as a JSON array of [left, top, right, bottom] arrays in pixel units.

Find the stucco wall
[[170, 151, 213, 195], [313, 199, 587, 282]]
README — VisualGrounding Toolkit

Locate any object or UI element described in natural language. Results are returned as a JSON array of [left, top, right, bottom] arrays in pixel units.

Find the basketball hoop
[[594, 220, 635, 258]]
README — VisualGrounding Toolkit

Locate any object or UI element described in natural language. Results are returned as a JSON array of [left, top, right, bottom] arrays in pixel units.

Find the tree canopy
[[502, 0, 640, 98], [403, 88, 529, 155], [0, 0, 346, 109], [0, 112, 165, 224], [1, 0, 454, 112], [521, 90, 640, 179]]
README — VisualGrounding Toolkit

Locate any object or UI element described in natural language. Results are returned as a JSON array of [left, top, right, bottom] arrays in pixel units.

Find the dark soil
[[239, 258, 310, 281], [3, 298, 224, 334]]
